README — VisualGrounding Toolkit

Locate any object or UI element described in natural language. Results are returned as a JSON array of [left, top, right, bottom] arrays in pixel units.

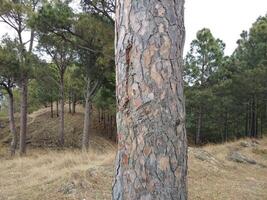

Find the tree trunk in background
[[82, 98, 91, 151], [98, 109, 101, 124], [19, 78, 28, 156], [72, 93, 76, 114], [113, 0, 187, 199], [196, 107, 202, 145], [101, 108, 104, 122], [50, 98, 54, 118], [82, 79, 99, 151], [82, 81, 92, 151], [260, 112, 263, 138], [68, 93, 72, 113], [59, 75, 65, 146], [255, 98, 258, 138], [224, 110, 228, 142], [250, 95, 257, 137], [56, 100, 59, 117], [245, 102, 249, 137], [109, 115, 113, 139], [103, 111, 106, 128], [8, 91, 17, 156]]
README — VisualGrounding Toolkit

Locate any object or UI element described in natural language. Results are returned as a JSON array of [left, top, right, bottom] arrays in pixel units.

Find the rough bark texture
[[19, 78, 28, 155], [8, 91, 17, 156], [113, 0, 187, 199]]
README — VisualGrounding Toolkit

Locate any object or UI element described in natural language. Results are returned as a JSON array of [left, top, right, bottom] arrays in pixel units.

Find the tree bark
[[224, 109, 228, 142], [59, 75, 65, 146], [82, 79, 99, 151], [98, 109, 101, 124], [19, 78, 28, 156], [56, 100, 59, 117], [113, 0, 187, 199], [196, 107, 202, 145], [72, 93, 76, 114], [68, 92, 72, 113], [82, 96, 91, 151], [8, 90, 17, 156], [245, 102, 249, 137], [250, 95, 257, 137], [50, 98, 54, 118]]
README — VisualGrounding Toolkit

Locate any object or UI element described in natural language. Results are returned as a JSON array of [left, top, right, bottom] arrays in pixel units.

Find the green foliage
[[30, 0, 115, 112], [0, 37, 20, 82], [185, 16, 267, 144]]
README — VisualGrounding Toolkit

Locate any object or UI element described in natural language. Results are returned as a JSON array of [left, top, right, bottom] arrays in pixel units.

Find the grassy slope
[[0, 108, 267, 200]]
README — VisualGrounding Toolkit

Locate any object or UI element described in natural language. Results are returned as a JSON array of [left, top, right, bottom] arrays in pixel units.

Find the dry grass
[[0, 138, 266, 200], [0, 148, 116, 200], [188, 137, 267, 200], [0, 108, 266, 200]]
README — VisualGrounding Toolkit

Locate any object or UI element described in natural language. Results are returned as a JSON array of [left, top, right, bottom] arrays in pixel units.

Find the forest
[[0, 0, 266, 200]]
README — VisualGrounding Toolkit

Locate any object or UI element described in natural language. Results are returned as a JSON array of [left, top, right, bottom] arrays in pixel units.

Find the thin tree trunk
[[68, 92, 72, 114], [196, 107, 202, 145], [224, 109, 228, 142], [245, 103, 249, 137], [260, 112, 263, 138], [56, 100, 59, 117], [82, 79, 99, 151], [101, 108, 104, 122], [50, 98, 54, 118], [109, 115, 113, 139], [103, 111, 106, 127], [8, 91, 17, 156], [59, 75, 65, 146], [72, 93, 76, 114], [255, 97, 258, 138], [19, 78, 28, 156], [113, 1, 187, 199], [98, 109, 101, 124], [251, 95, 256, 137], [82, 97, 91, 151], [82, 80, 92, 151]]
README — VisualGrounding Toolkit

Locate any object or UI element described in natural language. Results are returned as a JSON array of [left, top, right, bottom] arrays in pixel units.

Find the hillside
[[0, 106, 116, 153], [0, 109, 267, 200]]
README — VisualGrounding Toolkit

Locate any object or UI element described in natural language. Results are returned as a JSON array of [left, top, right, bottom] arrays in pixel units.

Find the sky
[[184, 0, 267, 55], [0, 0, 267, 56]]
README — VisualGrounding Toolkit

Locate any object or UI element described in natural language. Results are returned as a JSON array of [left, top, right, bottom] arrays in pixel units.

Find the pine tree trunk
[[251, 95, 257, 137], [260, 112, 263, 138], [245, 102, 249, 137], [82, 81, 92, 151], [19, 78, 28, 156], [56, 100, 59, 117], [68, 93, 72, 113], [113, 0, 187, 199], [50, 99, 54, 118], [59, 75, 65, 146], [109, 115, 113, 139], [98, 109, 101, 124], [255, 97, 258, 138], [8, 91, 17, 156], [196, 107, 202, 145], [72, 93, 76, 114], [224, 109, 228, 142]]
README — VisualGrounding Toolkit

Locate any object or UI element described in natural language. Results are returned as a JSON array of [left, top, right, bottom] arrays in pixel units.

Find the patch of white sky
[[0, 0, 267, 56]]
